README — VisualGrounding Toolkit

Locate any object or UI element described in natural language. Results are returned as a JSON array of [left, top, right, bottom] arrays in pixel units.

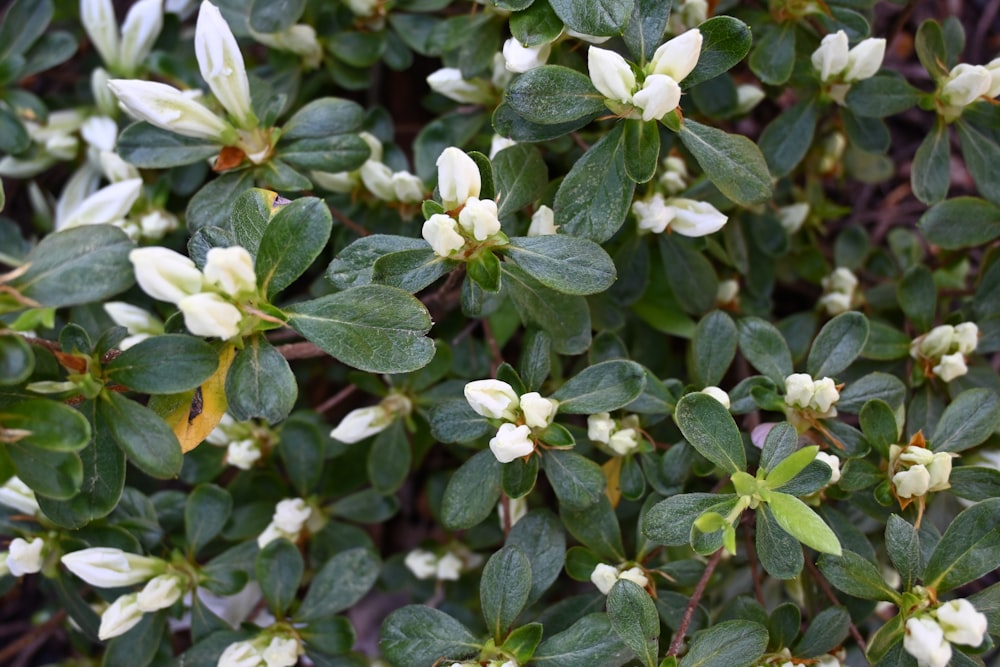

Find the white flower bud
[[81, 0, 122, 70], [91, 67, 119, 116], [7, 537, 45, 576], [587, 412, 615, 444], [665, 198, 728, 236], [120, 0, 165, 73], [953, 322, 978, 355], [217, 640, 262, 667], [784, 373, 816, 409], [608, 428, 639, 456], [588, 47, 636, 104], [647, 29, 702, 82], [935, 598, 988, 647], [735, 83, 766, 114], [330, 405, 391, 444], [61, 547, 163, 587], [137, 573, 184, 611], [489, 423, 535, 463], [812, 31, 850, 82], [632, 74, 682, 121], [203, 246, 257, 297], [262, 636, 301, 667], [99, 150, 141, 183], [700, 386, 730, 409], [811, 377, 840, 414], [464, 379, 520, 420], [502, 38, 551, 73], [893, 464, 931, 498], [917, 325, 955, 358], [519, 392, 557, 429], [139, 210, 179, 239], [941, 63, 992, 108], [436, 552, 464, 581], [99, 593, 145, 640], [108, 79, 236, 141], [898, 445, 934, 467], [195, 0, 255, 128], [310, 170, 357, 193], [489, 134, 517, 159], [778, 203, 810, 234], [58, 178, 143, 230], [360, 161, 396, 201], [404, 550, 438, 580], [844, 37, 886, 82], [632, 193, 673, 234], [814, 451, 841, 485], [226, 439, 261, 470], [457, 197, 501, 241], [0, 477, 39, 516], [819, 292, 853, 316], [933, 352, 968, 382], [81, 115, 118, 152], [903, 617, 952, 667], [617, 566, 648, 589], [527, 205, 558, 236], [426, 68, 494, 105], [926, 452, 953, 492], [273, 498, 311, 534], [716, 279, 739, 305], [391, 171, 425, 204], [590, 563, 619, 594], [250, 24, 323, 69], [822, 267, 858, 294], [436, 147, 481, 210], [178, 293, 243, 339], [422, 214, 466, 258], [344, 0, 379, 17]]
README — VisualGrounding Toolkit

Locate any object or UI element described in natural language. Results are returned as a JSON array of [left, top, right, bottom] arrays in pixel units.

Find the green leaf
[[256, 197, 332, 298], [278, 415, 326, 496], [842, 108, 891, 154], [817, 550, 901, 602], [679, 120, 772, 206], [845, 73, 921, 118], [102, 611, 165, 667], [765, 446, 819, 489], [919, 196, 1000, 249], [532, 613, 630, 667], [481, 546, 533, 641], [256, 538, 304, 616], [468, 251, 502, 292], [755, 504, 803, 579], [187, 170, 256, 232], [327, 489, 399, 524], [748, 22, 795, 86], [0, 0, 53, 61], [379, 606, 480, 667], [859, 399, 899, 458], [296, 548, 380, 621], [502, 455, 539, 499], [555, 122, 635, 242], [281, 98, 365, 140], [328, 235, 428, 289], [510, 0, 563, 47], [99, 391, 182, 479], [19, 30, 74, 78], [683, 16, 753, 88], [278, 134, 371, 173], [442, 449, 503, 530], [492, 103, 592, 143], [7, 443, 82, 499], [759, 422, 799, 473], [507, 510, 566, 604], [897, 266, 936, 331], [608, 579, 659, 667], [550, 360, 646, 413], [503, 264, 592, 355], [659, 234, 718, 315], [503, 623, 544, 665], [225, 335, 297, 423], [105, 335, 218, 394], [505, 235, 616, 295], [299, 616, 356, 656], [806, 311, 869, 378], [285, 286, 434, 373], [0, 398, 90, 451], [949, 465, 1000, 502], [967, 582, 1000, 636], [767, 492, 841, 555], [560, 495, 625, 562], [930, 388, 1000, 453], [915, 19, 950, 78], [758, 100, 818, 178], [429, 400, 492, 443], [923, 498, 1000, 592], [117, 122, 220, 169], [506, 65, 606, 125], [542, 449, 605, 510], [185, 484, 231, 556], [548, 0, 630, 36], [911, 117, 951, 205], [249, 0, 306, 33], [623, 118, 660, 183], [675, 392, 746, 474], [738, 318, 794, 384], [957, 118, 1000, 207], [678, 620, 768, 667], [793, 607, 850, 658], [368, 420, 411, 494], [691, 310, 737, 387], [837, 371, 906, 414], [12, 226, 133, 308], [493, 144, 549, 217], [624, 0, 672, 63], [885, 515, 922, 591], [0, 104, 29, 154]]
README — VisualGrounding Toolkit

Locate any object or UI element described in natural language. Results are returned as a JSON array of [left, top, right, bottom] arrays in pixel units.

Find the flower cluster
[[0, 537, 45, 578], [129, 245, 257, 340], [783, 373, 840, 430], [904, 599, 988, 667], [464, 379, 558, 463], [313, 132, 424, 204], [81, 0, 164, 78], [205, 413, 276, 470], [811, 30, 885, 103], [587, 412, 642, 456], [404, 546, 482, 581], [330, 393, 413, 444], [589, 562, 648, 594], [588, 30, 703, 122], [426, 54, 510, 106], [257, 498, 312, 548], [937, 60, 1000, 120], [632, 193, 728, 237], [889, 437, 953, 500], [819, 267, 860, 315], [909, 322, 978, 382], [218, 633, 302, 667]]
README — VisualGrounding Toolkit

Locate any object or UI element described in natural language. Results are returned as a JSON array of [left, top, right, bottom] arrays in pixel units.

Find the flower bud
[[941, 63, 992, 108], [58, 178, 143, 230], [360, 161, 396, 201], [7, 537, 45, 576], [932, 352, 968, 382], [139, 210, 179, 239], [587, 412, 615, 444], [716, 279, 739, 305], [436, 147, 481, 210], [120, 0, 165, 74], [935, 599, 988, 647], [61, 547, 163, 587], [814, 451, 841, 484], [436, 552, 464, 580], [784, 373, 816, 409], [735, 83, 766, 114], [499, 496, 528, 529], [953, 322, 978, 355], [812, 31, 849, 82], [489, 423, 535, 463], [632, 193, 673, 234], [426, 68, 494, 105], [258, 498, 311, 547], [527, 205, 558, 236], [588, 47, 636, 104], [609, 428, 639, 455], [811, 377, 840, 414], [778, 203, 810, 234], [194, 0, 256, 128], [648, 29, 702, 82], [823, 267, 858, 294], [250, 24, 323, 69], [99, 593, 145, 640], [137, 573, 184, 611], [107, 79, 236, 141], [330, 405, 391, 443], [217, 640, 262, 667], [392, 171, 425, 203], [519, 392, 557, 429], [81, 0, 122, 70], [489, 134, 517, 159], [262, 636, 302, 667], [893, 464, 931, 498], [632, 74, 682, 121], [617, 566, 648, 589], [99, 150, 141, 183], [916, 325, 955, 358], [404, 549, 438, 580], [844, 37, 886, 82], [926, 452, 953, 492], [457, 197, 501, 241], [91, 68, 119, 116], [422, 214, 466, 258], [502, 38, 551, 73], [590, 563, 619, 594], [700, 386, 730, 409], [203, 246, 256, 297], [226, 439, 261, 470], [665, 198, 728, 236], [178, 293, 243, 339], [81, 115, 118, 152], [0, 477, 39, 516], [903, 617, 952, 667], [819, 292, 852, 316], [465, 379, 520, 420]]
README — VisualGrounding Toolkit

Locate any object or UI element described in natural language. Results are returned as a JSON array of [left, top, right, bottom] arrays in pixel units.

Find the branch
[[667, 548, 724, 657], [805, 557, 868, 653]]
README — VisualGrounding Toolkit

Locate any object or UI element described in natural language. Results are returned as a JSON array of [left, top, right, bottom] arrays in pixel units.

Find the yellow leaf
[[603, 456, 622, 508]]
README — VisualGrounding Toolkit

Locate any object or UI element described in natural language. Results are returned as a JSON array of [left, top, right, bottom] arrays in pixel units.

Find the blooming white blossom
[[404, 549, 439, 580], [458, 197, 501, 241], [588, 412, 615, 444], [422, 214, 466, 258], [489, 424, 535, 463], [590, 563, 619, 594], [904, 617, 952, 667], [935, 598, 988, 647], [61, 547, 163, 587], [890, 444, 953, 498], [249, 23, 323, 68], [137, 573, 184, 611], [489, 134, 517, 159], [0, 477, 39, 516], [7, 537, 45, 576], [217, 639, 262, 667], [617, 566, 649, 589], [608, 428, 639, 456], [784, 373, 839, 418], [941, 63, 992, 109], [226, 439, 261, 470], [437, 147, 482, 211], [330, 405, 391, 444], [933, 352, 968, 382], [178, 292, 243, 339], [436, 552, 464, 580], [130, 247, 204, 304], [203, 247, 257, 297], [819, 267, 859, 315], [519, 392, 557, 429], [464, 379, 520, 420], [426, 68, 494, 105], [527, 205, 558, 236], [261, 636, 302, 667], [811, 31, 885, 83], [700, 386, 731, 409], [99, 593, 145, 640], [57, 178, 144, 230], [257, 498, 312, 547], [391, 171, 425, 203], [910, 323, 977, 382], [503, 38, 551, 73], [633, 193, 727, 236]]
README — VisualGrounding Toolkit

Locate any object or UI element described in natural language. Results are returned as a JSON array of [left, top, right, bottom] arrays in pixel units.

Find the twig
[[805, 558, 868, 653], [0, 610, 66, 665], [275, 341, 327, 360], [316, 384, 359, 414], [329, 205, 370, 237], [743, 522, 766, 606], [481, 318, 503, 376], [667, 549, 723, 657]]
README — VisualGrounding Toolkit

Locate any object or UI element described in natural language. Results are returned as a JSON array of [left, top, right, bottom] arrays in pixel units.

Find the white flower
[[99, 593, 145, 640], [489, 135, 517, 159], [217, 640, 262, 667], [915, 325, 955, 358], [360, 161, 396, 200], [436, 147, 481, 211], [588, 47, 636, 104], [590, 563, 619, 594], [250, 24, 323, 69], [735, 83, 766, 114], [633, 193, 673, 234], [57, 178, 143, 230], [489, 424, 535, 463], [262, 636, 301, 667], [391, 171, 425, 203], [844, 37, 886, 82], [632, 74, 682, 121], [344, 0, 379, 16], [519, 392, 557, 429], [904, 617, 952, 667], [823, 267, 858, 294], [178, 293, 243, 339], [941, 63, 992, 108], [814, 451, 841, 484], [608, 428, 639, 456], [0, 477, 39, 516], [819, 292, 852, 316], [108, 79, 236, 141], [92, 67, 118, 116], [812, 31, 849, 82], [665, 198, 728, 236], [61, 547, 163, 587], [7, 537, 45, 576], [893, 465, 931, 498], [784, 374, 816, 409], [81, 115, 118, 152], [587, 412, 615, 444], [617, 566, 648, 589], [811, 377, 840, 414], [139, 210, 179, 239], [527, 205, 558, 236], [499, 496, 528, 529], [404, 549, 438, 580], [120, 0, 165, 72], [99, 150, 141, 183], [204, 246, 257, 297], [273, 498, 311, 535], [659, 156, 689, 194], [953, 322, 979, 355], [716, 280, 739, 305], [986, 56, 1000, 98], [464, 379, 520, 420], [647, 29, 702, 82], [137, 573, 184, 611], [195, 1, 255, 128], [503, 38, 551, 73], [226, 439, 261, 470], [81, 0, 122, 70], [933, 352, 968, 382], [422, 214, 466, 257], [700, 386, 730, 409], [935, 599, 988, 647], [330, 405, 391, 444], [778, 203, 810, 234], [436, 552, 464, 581], [457, 197, 501, 241], [426, 68, 494, 105]]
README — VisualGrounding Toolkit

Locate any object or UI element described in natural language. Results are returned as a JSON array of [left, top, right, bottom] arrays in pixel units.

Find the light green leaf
[[767, 492, 841, 555]]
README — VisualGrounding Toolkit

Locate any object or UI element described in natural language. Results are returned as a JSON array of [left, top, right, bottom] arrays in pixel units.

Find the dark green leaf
[[738, 318, 794, 384], [623, 118, 660, 183], [919, 196, 1000, 249], [503, 265, 592, 354], [507, 510, 566, 604], [659, 234, 718, 315], [675, 392, 745, 474], [931, 388, 1000, 453], [793, 607, 850, 658], [442, 449, 503, 530], [806, 311, 869, 378], [492, 143, 549, 217], [624, 0, 671, 63], [758, 100, 817, 178], [225, 335, 297, 423], [678, 620, 768, 667], [505, 235, 616, 295], [0, 0, 53, 60], [185, 484, 232, 555], [885, 515, 922, 591], [756, 504, 803, 579], [679, 120, 772, 206], [551, 360, 646, 413], [102, 611, 164, 667], [8, 443, 82, 499], [561, 495, 625, 561], [923, 498, 1000, 592], [532, 613, 631, 667], [911, 118, 951, 205], [510, 0, 564, 47], [543, 449, 605, 510], [0, 398, 89, 451], [328, 235, 428, 289], [845, 73, 920, 118], [643, 493, 722, 547], [506, 65, 606, 125], [549, 0, 630, 35], [481, 546, 532, 641], [297, 548, 380, 621], [249, 0, 307, 33], [608, 579, 659, 667], [99, 391, 182, 479], [368, 421, 411, 494], [817, 550, 901, 602], [256, 538, 304, 616], [256, 197, 332, 298], [105, 335, 218, 394], [117, 122, 220, 168], [897, 266, 936, 331], [957, 118, 1000, 207], [683, 16, 753, 88], [379, 606, 480, 667], [748, 23, 795, 86], [187, 171, 255, 232], [691, 310, 737, 387]]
